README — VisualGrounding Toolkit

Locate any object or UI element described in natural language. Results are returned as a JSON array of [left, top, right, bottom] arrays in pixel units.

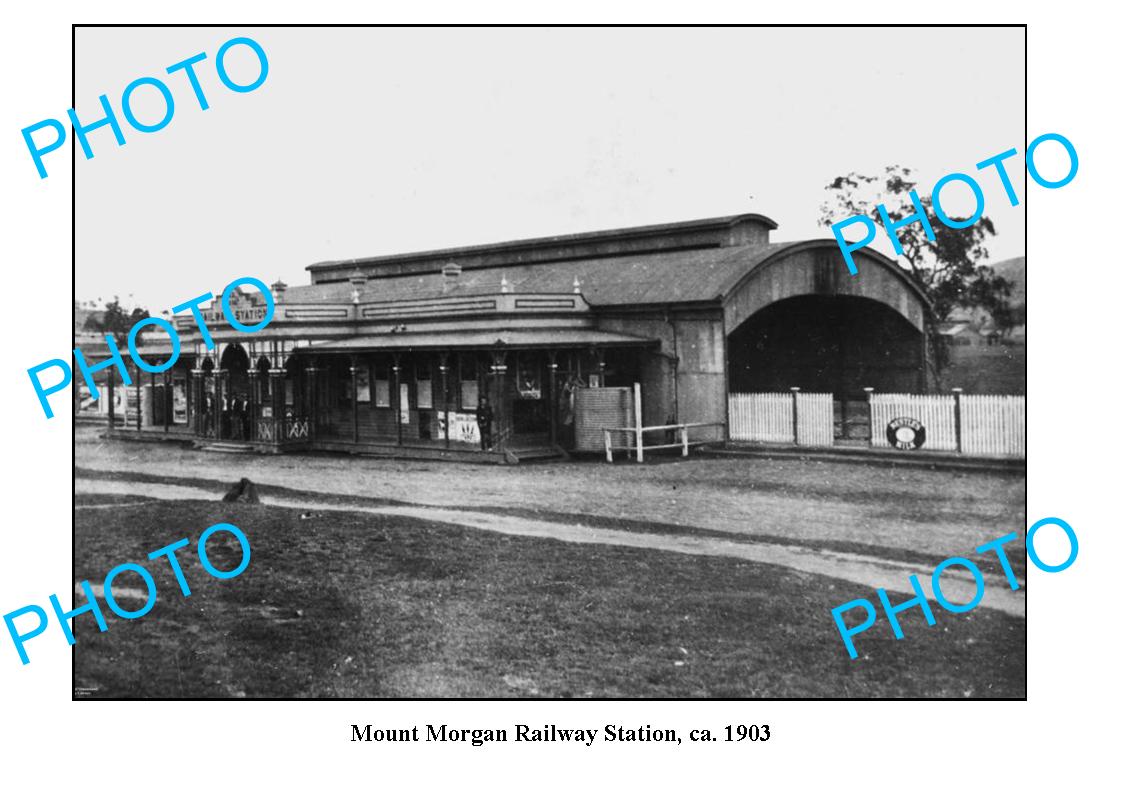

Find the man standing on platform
[[477, 395, 494, 451]]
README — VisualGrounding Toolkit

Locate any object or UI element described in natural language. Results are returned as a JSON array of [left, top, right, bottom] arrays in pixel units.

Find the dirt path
[[75, 477, 1026, 617], [74, 428, 1026, 559]]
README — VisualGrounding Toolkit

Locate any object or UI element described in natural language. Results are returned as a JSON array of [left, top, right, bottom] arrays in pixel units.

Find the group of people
[[202, 392, 252, 440]]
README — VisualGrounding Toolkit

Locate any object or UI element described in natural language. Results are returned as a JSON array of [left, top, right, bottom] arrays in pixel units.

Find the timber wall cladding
[[573, 387, 634, 452]]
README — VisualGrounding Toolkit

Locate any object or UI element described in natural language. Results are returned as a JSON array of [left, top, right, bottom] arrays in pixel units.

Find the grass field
[[74, 495, 1025, 699]]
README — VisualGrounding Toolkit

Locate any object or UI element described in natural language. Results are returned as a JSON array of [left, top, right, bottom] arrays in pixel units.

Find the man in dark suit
[[477, 396, 494, 451], [231, 394, 246, 440]]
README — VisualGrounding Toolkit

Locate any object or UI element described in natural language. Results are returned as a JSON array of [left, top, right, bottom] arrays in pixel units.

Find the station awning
[[294, 327, 657, 353]]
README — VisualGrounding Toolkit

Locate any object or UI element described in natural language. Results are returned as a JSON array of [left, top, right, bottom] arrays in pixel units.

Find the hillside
[[988, 256, 1025, 309]]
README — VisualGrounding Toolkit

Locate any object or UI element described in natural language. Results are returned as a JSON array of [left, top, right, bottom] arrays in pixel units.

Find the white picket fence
[[728, 392, 834, 447], [961, 395, 1026, 458], [728, 393, 792, 443], [869, 393, 958, 452], [797, 393, 834, 447], [729, 391, 1025, 459]]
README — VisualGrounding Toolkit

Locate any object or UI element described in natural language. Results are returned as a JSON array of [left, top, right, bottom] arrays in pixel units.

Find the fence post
[[107, 367, 116, 431], [634, 382, 644, 463], [863, 387, 875, 447], [952, 387, 963, 454], [135, 363, 142, 431], [790, 387, 800, 446], [604, 429, 613, 463], [682, 424, 689, 456]]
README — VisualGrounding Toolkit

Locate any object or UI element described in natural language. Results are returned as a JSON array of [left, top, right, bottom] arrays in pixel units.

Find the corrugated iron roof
[[284, 242, 799, 308], [305, 213, 779, 272]]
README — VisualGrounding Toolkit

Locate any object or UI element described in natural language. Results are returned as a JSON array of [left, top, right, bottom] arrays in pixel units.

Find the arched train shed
[[123, 212, 934, 459]]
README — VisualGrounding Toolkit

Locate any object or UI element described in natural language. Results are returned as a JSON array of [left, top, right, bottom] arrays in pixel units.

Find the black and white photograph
[[12, 2, 1123, 791], [67, 24, 1030, 700]]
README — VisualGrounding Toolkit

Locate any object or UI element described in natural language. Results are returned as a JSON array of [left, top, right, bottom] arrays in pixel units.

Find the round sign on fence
[[887, 417, 926, 450]]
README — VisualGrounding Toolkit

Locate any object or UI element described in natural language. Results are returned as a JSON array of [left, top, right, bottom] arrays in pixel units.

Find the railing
[[255, 417, 275, 442], [253, 415, 309, 443], [284, 416, 310, 440], [603, 422, 725, 463]]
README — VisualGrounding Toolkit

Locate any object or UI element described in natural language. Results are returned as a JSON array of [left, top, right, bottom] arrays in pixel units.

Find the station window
[[459, 356, 478, 410], [416, 358, 433, 409], [373, 360, 391, 408], [355, 364, 371, 403]]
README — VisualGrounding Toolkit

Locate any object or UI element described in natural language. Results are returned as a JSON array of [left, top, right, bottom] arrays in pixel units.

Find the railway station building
[[103, 212, 931, 462]]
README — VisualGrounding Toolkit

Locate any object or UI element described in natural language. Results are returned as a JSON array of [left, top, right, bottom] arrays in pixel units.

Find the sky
[[74, 26, 1026, 313]]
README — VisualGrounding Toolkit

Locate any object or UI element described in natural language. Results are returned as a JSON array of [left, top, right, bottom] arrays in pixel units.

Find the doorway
[[510, 351, 550, 446], [219, 343, 251, 440]]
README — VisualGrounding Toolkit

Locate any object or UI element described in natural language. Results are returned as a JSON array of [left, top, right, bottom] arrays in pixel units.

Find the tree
[[83, 295, 150, 345], [818, 166, 1014, 384]]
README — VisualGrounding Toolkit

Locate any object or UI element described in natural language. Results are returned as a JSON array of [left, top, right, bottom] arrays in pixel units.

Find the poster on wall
[[517, 358, 541, 399], [438, 411, 481, 444], [400, 383, 410, 424], [355, 366, 371, 402]]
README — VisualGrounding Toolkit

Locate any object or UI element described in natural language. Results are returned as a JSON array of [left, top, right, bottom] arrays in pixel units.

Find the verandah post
[[214, 365, 228, 439], [547, 350, 559, 448], [864, 386, 875, 447], [247, 368, 258, 441], [634, 381, 643, 463], [348, 354, 357, 444], [439, 353, 450, 449], [269, 368, 285, 443], [135, 361, 142, 431], [489, 348, 508, 453], [790, 386, 800, 446], [162, 370, 170, 433], [306, 361, 319, 444], [190, 368, 204, 436], [392, 354, 403, 446]]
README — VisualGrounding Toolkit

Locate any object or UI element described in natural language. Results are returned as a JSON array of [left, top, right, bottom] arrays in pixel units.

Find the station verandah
[[82, 213, 942, 459], [101, 336, 654, 463]]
